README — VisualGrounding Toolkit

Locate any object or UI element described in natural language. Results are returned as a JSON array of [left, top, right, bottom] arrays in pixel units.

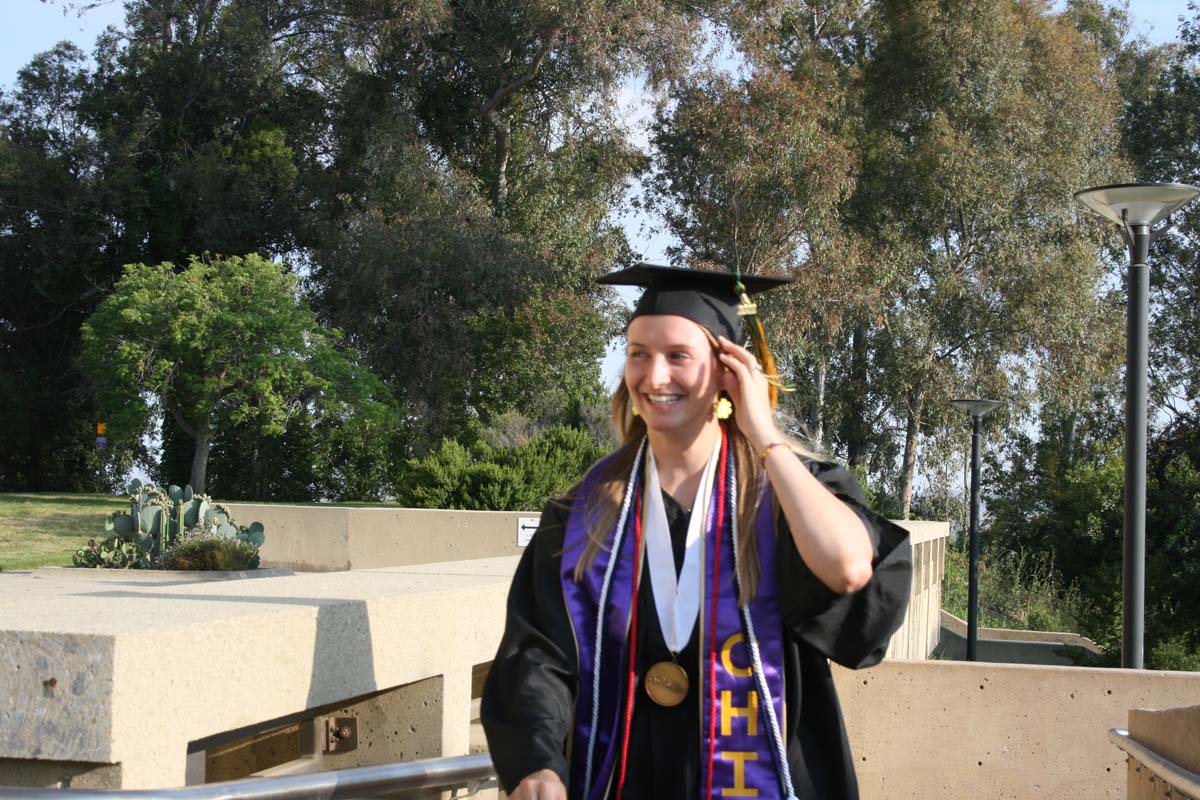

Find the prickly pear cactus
[[73, 536, 151, 569], [85, 482, 265, 570]]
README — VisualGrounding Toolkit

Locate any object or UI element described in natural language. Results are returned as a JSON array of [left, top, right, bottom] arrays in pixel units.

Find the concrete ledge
[[937, 609, 1104, 665], [31, 567, 294, 582], [1128, 704, 1200, 778], [836, 659, 1200, 799], [0, 558, 518, 789], [225, 504, 534, 572]]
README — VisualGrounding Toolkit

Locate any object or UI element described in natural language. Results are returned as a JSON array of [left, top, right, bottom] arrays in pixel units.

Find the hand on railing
[[510, 769, 567, 800]]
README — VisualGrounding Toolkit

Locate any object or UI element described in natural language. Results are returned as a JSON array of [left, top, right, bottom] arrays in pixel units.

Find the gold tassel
[[738, 292, 794, 409]]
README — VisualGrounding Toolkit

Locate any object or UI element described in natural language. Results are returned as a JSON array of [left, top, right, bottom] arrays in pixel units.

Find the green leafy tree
[[1, 0, 331, 489], [1119, 7, 1200, 421], [80, 253, 397, 494], [848, 0, 1127, 515], [310, 118, 619, 445]]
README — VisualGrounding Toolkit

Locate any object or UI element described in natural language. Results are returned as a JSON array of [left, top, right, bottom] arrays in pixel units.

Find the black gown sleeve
[[776, 459, 913, 669], [480, 498, 579, 792]]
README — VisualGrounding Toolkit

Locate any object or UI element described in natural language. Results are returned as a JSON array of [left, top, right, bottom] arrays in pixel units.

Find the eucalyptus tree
[[646, 66, 875, 449], [850, 0, 1126, 515]]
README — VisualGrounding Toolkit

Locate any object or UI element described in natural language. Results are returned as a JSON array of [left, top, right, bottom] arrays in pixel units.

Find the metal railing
[[0, 754, 497, 800], [1110, 727, 1200, 798]]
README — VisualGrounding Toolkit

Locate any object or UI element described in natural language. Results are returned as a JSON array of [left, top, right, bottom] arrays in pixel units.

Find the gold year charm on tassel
[[645, 661, 689, 707], [736, 293, 757, 317]]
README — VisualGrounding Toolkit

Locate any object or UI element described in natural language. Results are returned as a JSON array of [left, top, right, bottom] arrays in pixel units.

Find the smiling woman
[[481, 263, 912, 800], [624, 314, 723, 444]]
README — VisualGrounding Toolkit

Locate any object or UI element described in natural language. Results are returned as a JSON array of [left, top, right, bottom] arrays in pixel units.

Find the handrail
[[1110, 727, 1200, 797], [0, 753, 496, 799]]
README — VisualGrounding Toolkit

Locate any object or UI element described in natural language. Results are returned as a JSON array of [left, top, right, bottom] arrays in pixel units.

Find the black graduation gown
[[481, 459, 912, 800]]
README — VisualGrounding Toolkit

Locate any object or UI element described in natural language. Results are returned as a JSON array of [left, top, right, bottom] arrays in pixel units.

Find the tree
[[309, 120, 618, 445], [848, 0, 1127, 515], [1, 0, 330, 490], [647, 67, 884, 450], [80, 253, 395, 494], [1120, 7, 1200, 420], [307, 0, 710, 445]]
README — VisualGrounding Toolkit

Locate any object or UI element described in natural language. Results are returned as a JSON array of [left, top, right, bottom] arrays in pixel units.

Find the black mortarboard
[[597, 263, 793, 342]]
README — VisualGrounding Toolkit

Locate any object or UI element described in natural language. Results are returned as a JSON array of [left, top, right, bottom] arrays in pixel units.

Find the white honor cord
[[728, 466, 798, 800], [644, 435, 722, 653], [582, 437, 646, 799]]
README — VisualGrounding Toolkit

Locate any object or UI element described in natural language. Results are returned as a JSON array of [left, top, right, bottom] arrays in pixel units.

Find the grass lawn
[[0, 494, 128, 571]]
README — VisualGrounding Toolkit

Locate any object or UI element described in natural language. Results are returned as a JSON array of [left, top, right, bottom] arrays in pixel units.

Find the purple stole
[[561, 446, 789, 800]]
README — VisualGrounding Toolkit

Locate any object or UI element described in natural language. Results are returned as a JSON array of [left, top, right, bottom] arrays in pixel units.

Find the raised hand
[[717, 335, 782, 451]]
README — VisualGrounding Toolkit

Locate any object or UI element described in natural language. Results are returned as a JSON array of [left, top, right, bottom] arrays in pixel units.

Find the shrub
[[157, 534, 261, 571], [398, 424, 607, 511], [943, 546, 1086, 634]]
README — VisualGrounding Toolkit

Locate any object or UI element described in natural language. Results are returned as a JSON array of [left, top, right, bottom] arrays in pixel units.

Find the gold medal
[[645, 660, 689, 707]]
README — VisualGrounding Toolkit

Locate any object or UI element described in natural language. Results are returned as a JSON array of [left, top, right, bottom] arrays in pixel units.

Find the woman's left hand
[[717, 335, 781, 451]]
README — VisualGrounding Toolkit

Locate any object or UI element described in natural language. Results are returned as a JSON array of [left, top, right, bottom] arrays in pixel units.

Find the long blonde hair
[[571, 326, 807, 604]]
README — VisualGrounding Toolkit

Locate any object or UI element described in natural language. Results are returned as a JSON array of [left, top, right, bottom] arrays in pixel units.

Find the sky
[[2, 0, 1196, 390]]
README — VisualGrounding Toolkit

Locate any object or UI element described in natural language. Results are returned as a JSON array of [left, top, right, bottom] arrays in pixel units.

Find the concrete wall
[[834, 659, 1200, 799], [230, 507, 948, 663], [1126, 704, 1200, 800], [937, 610, 1104, 666], [226, 504, 534, 572], [6, 552, 1200, 797], [885, 521, 947, 661]]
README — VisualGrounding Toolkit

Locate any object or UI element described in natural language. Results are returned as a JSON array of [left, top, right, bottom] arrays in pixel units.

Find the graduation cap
[[599, 263, 795, 405]]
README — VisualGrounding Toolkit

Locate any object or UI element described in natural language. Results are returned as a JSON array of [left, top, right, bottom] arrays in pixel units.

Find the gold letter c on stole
[[721, 632, 753, 678]]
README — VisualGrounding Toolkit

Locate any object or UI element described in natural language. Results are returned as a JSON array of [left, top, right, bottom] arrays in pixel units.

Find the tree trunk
[[899, 389, 924, 519], [478, 28, 559, 214], [190, 426, 213, 495], [846, 323, 869, 468], [490, 115, 511, 211], [811, 358, 826, 447], [1063, 411, 1077, 467]]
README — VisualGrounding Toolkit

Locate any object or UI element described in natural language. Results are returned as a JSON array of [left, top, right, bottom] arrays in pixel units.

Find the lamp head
[[1073, 182, 1200, 228], [950, 399, 1002, 419]]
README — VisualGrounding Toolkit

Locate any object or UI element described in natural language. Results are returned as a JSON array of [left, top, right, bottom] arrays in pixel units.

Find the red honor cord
[[614, 487, 643, 800], [706, 426, 729, 799]]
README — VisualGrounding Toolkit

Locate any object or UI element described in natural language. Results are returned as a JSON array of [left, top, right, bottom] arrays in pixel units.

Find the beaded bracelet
[[759, 441, 789, 462]]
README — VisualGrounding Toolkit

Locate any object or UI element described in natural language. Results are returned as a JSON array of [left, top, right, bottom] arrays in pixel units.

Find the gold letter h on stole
[[718, 633, 760, 796]]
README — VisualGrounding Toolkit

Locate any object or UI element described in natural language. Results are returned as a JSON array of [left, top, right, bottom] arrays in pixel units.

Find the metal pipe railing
[[1109, 727, 1200, 797], [0, 753, 496, 800]]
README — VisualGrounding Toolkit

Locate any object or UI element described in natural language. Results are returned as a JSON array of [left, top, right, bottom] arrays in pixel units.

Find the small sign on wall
[[517, 517, 540, 547]]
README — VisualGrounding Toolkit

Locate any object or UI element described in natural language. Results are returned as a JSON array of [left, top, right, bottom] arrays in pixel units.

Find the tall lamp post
[[1073, 182, 1200, 669], [950, 399, 1001, 661]]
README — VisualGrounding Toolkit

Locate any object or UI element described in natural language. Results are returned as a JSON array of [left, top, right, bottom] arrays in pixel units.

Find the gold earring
[[630, 399, 640, 417], [714, 396, 733, 420]]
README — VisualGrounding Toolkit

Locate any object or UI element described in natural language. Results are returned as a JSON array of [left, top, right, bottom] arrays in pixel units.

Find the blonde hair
[[571, 323, 818, 604]]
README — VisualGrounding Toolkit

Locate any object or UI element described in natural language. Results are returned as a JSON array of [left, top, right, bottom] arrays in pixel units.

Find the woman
[[482, 264, 911, 800]]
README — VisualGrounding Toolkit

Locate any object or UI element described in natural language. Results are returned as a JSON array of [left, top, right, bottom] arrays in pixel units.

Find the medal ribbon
[[644, 435, 722, 653]]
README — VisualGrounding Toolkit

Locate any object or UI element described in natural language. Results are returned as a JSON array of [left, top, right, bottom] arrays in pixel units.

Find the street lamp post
[[950, 399, 1001, 661], [1074, 182, 1200, 669]]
